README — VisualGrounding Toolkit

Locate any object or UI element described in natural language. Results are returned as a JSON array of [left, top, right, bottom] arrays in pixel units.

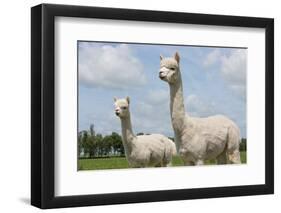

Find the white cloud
[[82, 89, 173, 137], [134, 111, 172, 135], [203, 49, 221, 68], [186, 94, 217, 117], [146, 89, 169, 105], [131, 90, 173, 136], [220, 49, 247, 98], [79, 43, 146, 89], [203, 49, 247, 99]]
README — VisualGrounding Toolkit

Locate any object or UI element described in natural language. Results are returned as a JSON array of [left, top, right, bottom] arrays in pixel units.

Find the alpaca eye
[[121, 106, 127, 110], [170, 67, 175, 70]]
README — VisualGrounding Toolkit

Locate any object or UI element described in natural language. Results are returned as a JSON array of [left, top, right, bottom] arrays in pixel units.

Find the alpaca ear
[[174, 52, 180, 63], [126, 96, 130, 104], [113, 97, 117, 102], [160, 55, 163, 60]]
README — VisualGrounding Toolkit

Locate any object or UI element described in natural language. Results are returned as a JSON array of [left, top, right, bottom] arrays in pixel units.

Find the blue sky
[[78, 41, 247, 138]]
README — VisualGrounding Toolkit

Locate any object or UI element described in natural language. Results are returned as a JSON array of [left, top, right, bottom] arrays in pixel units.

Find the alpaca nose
[[115, 109, 120, 115], [159, 71, 165, 79]]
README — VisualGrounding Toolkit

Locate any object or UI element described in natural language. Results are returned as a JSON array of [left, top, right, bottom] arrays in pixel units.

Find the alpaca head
[[159, 52, 180, 84], [114, 96, 130, 119]]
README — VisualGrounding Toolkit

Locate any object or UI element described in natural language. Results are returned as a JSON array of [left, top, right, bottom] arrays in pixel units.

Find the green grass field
[[78, 151, 246, 170]]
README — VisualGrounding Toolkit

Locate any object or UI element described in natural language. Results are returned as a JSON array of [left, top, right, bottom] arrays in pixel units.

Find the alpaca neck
[[169, 72, 187, 135], [120, 114, 135, 155]]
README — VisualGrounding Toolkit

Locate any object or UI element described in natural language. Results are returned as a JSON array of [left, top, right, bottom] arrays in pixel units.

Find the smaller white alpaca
[[114, 97, 176, 168]]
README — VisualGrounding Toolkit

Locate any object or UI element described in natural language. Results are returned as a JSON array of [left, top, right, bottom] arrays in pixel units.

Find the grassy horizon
[[78, 151, 246, 171]]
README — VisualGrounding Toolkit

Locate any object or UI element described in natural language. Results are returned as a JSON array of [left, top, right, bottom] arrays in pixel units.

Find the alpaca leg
[[181, 155, 195, 166], [163, 154, 173, 167], [162, 160, 172, 167], [131, 166, 141, 168], [179, 149, 194, 166], [183, 160, 195, 166], [195, 159, 204, 166], [217, 150, 227, 165], [227, 149, 241, 164], [156, 155, 171, 167], [226, 126, 241, 164], [164, 153, 174, 167], [166, 162, 172, 167], [155, 163, 162, 167]]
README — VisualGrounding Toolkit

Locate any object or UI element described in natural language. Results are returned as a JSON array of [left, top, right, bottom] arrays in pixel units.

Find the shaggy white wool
[[159, 52, 241, 165], [114, 97, 176, 168]]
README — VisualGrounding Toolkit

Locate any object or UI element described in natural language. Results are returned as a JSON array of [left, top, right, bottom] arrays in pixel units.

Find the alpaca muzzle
[[159, 71, 166, 79]]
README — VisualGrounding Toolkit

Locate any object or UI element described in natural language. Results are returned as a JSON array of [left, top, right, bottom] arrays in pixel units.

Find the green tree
[[88, 124, 96, 158], [78, 126, 125, 158], [240, 138, 247, 151], [78, 131, 83, 158], [95, 133, 103, 157], [103, 135, 114, 156], [81, 130, 89, 157], [111, 132, 124, 156], [80, 124, 97, 158]]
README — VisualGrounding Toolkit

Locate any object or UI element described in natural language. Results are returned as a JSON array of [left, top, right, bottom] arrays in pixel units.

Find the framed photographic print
[[31, 3, 274, 209]]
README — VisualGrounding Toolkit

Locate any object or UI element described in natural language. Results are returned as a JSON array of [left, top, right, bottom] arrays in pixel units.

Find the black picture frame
[[31, 3, 274, 209]]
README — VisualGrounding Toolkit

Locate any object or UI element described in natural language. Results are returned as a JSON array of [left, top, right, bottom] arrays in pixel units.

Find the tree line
[[78, 124, 125, 158], [78, 124, 247, 159], [240, 138, 247, 152]]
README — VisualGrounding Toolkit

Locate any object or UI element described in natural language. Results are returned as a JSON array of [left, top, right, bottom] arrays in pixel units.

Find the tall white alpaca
[[114, 97, 176, 168], [159, 52, 241, 165]]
